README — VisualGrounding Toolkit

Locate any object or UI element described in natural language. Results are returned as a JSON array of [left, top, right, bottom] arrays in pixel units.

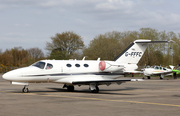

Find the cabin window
[[32, 61, 46, 69], [163, 67, 167, 70], [84, 64, 89, 67], [75, 64, 80, 67], [146, 66, 150, 68], [46, 63, 53, 70], [155, 66, 159, 70], [66, 64, 72, 67], [151, 66, 155, 68]]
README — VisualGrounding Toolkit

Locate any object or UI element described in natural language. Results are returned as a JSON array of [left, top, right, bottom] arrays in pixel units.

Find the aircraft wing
[[72, 79, 143, 85], [124, 71, 143, 74], [55, 77, 143, 85], [172, 69, 180, 74]]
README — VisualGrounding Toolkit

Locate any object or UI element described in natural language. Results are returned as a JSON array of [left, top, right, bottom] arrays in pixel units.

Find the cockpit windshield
[[32, 61, 46, 69]]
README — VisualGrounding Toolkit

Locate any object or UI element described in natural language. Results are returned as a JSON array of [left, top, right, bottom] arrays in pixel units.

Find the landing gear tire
[[22, 87, 29, 93], [147, 76, 151, 79], [160, 76, 163, 80], [67, 85, 74, 92], [91, 86, 99, 93]]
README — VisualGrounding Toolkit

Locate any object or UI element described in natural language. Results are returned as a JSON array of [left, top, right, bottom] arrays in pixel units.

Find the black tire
[[91, 86, 99, 93], [22, 87, 29, 93], [67, 85, 74, 92], [147, 76, 151, 79], [160, 76, 163, 80]]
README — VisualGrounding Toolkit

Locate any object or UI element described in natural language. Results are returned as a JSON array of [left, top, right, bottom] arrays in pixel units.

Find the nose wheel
[[22, 85, 29, 93]]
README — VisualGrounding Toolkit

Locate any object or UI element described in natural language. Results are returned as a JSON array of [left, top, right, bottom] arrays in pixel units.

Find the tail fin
[[114, 39, 170, 64]]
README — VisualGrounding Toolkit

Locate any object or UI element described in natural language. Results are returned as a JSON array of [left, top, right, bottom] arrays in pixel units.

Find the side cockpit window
[[163, 67, 167, 70], [46, 63, 53, 70], [32, 61, 46, 69]]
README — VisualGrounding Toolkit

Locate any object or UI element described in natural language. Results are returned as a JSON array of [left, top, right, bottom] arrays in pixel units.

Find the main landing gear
[[147, 76, 151, 79], [22, 85, 29, 93], [63, 84, 99, 93], [160, 76, 164, 80], [63, 84, 75, 92], [89, 84, 99, 93]]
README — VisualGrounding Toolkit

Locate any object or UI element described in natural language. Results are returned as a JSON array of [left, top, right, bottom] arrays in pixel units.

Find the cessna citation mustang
[[2, 40, 172, 93]]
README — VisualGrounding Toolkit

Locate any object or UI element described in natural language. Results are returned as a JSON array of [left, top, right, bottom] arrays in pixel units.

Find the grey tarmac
[[0, 75, 180, 116]]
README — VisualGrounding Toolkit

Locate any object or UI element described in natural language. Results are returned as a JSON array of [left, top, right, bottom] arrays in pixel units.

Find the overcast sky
[[0, 0, 180, 53]]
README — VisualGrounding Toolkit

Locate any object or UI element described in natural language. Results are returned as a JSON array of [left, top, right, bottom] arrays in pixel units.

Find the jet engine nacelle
[[99, 61, 124, 72]]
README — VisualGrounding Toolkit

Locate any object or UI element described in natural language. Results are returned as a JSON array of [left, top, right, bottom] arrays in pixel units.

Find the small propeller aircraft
[[142, 65, 173, 79], [172, 66, 180, 74], [2, 39, 172, 93]]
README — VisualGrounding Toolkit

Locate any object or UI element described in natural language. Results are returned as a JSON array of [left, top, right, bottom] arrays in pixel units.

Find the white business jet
[[142, 65, 173, 79], [2, 40, 171, 93]]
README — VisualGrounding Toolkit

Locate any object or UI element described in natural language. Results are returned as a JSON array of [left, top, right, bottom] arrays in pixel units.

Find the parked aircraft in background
[[142, 65, 173, 79], [172, 66, 180, 74], [2, 40, 172, 93]]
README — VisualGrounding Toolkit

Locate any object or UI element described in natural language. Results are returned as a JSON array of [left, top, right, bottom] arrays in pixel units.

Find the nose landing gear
[[22, 85, 29, 93]]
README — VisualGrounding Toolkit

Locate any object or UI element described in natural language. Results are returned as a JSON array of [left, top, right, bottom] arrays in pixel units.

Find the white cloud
[[14, 23, 20, 27], [24, 23, 31, 27], [5, 32, 25, 37], [75, 18, 87, 25], [95, 0, 133, 11], [0, 0, 180, 52], [38, 0, 61, 8]]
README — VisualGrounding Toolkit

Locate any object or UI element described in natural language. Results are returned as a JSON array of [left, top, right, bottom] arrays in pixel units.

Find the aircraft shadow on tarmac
[[9, 87, 142, 95], [173, 95, 180, 97], [45, 87, 141, 95]]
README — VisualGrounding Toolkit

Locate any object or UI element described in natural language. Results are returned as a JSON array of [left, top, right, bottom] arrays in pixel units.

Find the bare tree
[[27, 48, 44, 61], [0, 49, 2, 55]]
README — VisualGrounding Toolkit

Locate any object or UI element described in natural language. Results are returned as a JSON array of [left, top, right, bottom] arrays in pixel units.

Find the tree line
[[0, 47, 44, 72], [83, 28, 180, 69], [1, 28, 180, 73], [46, 29, 180, 68]]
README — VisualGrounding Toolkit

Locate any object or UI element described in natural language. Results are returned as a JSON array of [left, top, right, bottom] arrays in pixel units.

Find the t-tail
[[113, 39, 172, 72]]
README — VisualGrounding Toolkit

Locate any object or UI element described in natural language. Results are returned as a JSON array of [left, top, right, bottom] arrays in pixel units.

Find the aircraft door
[[65, 63, 72, 73]]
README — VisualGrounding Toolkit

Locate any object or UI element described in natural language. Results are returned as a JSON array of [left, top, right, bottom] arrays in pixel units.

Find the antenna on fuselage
[[97, 58, 100, 61], [82, 57, 86, 61]]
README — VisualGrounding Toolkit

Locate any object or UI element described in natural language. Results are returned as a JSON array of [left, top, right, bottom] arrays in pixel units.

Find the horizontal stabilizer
[[134, 40, 174, 43]]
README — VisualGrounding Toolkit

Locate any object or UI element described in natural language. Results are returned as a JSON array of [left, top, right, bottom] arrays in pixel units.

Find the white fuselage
[[2, 60, 126, 84]]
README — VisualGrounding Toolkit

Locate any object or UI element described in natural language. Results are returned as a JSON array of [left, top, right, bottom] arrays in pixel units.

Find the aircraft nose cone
[[2, 72, 11, 80], [2, 69, 21, 81]]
